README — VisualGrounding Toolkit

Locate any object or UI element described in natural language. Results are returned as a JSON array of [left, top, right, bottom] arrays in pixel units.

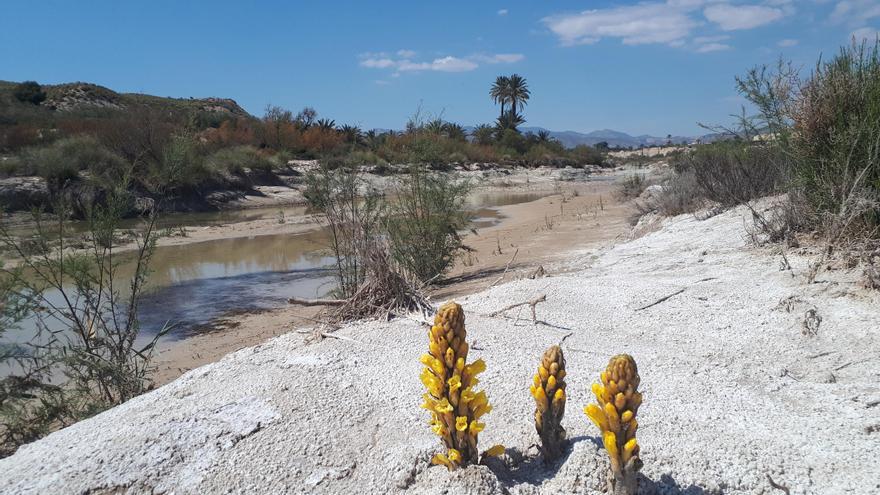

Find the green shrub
[[12, 81, 46, 105], [619, 173, 647, 199], [385, 167, 471, 282], [206, 145, 274, 174], [570, 145, 606, 166], [673, 141, 785, 207], [739, 40, 880, 238], [20, 136, 126, 189]]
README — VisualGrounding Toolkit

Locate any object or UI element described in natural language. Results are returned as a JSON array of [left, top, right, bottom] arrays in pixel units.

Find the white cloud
[[696, 42, 732, 52], [542, 2, 699, 46], [851, 26, 879, 41], [703, 4, 786, 30], [359, 51, 523, 74], [831, 1, 880, 25], [497, 9, 508, 16], [360, 58, 396, 69], [778, 38, 799, 47], [693, 35, 730, 44], [471, 53, 525, 64]]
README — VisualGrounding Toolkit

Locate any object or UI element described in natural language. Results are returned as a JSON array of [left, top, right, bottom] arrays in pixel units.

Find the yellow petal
[[621, 410, 633, 423], [448, 375, 462, 393], [604, 402, 620, 432], [584, 403, 608, 431], [435, 398, 453, 414], [448, 448, 462, 464], [432, 453, 450, 467], [614, 392, 626, 411], [603, 431, 618, 456], [455, 416, 469, 431], [482, 444, 505, 457], [534, 386, 548, 412], [469, 420, 485, 434], [592, 383, 605, 403], [546, 375, 557, 394]]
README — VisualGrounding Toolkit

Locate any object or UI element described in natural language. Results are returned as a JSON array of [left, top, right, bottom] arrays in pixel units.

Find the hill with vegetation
[[0, 77, 608, 216]]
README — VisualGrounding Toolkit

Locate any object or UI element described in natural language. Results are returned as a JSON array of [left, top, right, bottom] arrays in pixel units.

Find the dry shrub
[[326, 243, 430, 322]]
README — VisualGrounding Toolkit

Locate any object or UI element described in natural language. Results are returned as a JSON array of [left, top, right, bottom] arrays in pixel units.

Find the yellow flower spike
[[532, 345, 567, 462], [421, 302, 493, 469], [585, 354, 642, 494], [482, 444, 505, 458]]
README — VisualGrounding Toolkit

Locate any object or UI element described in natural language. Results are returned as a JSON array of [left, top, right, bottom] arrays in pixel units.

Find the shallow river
[[3, 190, 554, 352]]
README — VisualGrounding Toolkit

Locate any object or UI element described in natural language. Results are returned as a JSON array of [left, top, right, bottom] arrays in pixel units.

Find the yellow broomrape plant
[[584, 354, 643, 495], [529, 345, 567, 461], [420, 301, 501, 469]]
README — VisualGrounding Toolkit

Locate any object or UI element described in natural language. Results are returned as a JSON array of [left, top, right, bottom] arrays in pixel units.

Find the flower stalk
[[420, 301, 501, 469], [584, 354, 643, 495], [529, 345, 567, 461]]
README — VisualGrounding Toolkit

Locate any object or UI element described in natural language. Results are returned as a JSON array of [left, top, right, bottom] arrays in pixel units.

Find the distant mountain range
[[517, 127, 701, 149]]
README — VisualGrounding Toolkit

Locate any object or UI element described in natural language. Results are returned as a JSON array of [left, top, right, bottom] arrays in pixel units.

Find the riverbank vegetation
[[644, 40, 880, 283], [0, 183, 165, 457], [0, 77, 606, 216]]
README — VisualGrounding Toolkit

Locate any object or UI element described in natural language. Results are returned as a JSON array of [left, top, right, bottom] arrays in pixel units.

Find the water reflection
[[3, 189, 559, 345]]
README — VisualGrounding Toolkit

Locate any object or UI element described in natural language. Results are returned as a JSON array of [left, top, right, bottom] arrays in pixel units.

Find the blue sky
[[1, 1, 877, 136]]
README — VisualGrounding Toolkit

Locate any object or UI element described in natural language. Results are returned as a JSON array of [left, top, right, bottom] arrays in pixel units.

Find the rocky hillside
[[0, 80, 252, 118]]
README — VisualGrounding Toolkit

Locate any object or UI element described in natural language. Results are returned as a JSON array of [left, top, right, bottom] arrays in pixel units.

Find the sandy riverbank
[[3, 197, 877, 494], [151, 169, 634, 385]]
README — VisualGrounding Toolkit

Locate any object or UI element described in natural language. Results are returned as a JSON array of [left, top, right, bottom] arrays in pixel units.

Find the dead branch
[[288, 297, 347, 307], [489, 248, 519, 287], [634, 288, 686, 311], [766, 475, 791, 495], [490, 294, 546, 323]]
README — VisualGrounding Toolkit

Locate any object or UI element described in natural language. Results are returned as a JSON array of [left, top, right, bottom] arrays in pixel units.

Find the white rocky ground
[[1, 205, 878, 494]]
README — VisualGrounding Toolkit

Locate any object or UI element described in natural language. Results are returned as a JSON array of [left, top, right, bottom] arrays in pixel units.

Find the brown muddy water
[[1, 190, 555, 357]]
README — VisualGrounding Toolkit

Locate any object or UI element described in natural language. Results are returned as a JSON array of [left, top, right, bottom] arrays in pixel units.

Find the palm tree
[[471, 124, 495, 145], [424, 118, 446, 135], [496, 111, 525, 131], [443, 122, 467, 141], [339, 124, 363, 144], [490, 76, 511, 119], [315, 118, 336, 131], [506, 74, 530, 118], [537, 130, 551, 143]]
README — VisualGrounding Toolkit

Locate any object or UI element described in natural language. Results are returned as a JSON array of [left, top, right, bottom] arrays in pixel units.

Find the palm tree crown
[[490, 76, 511, 119], [506, 74, 530, 117]]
